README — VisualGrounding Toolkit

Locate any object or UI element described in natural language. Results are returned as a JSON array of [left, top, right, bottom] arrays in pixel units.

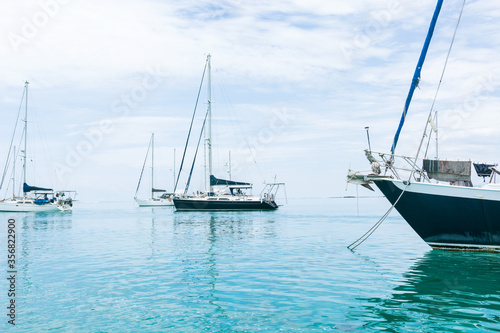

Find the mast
[[435, 110, 438, 160], [390, 0, 443, 156], [134, 134, 153, 199], [151, 133, 154, 199], [12, 146, 16, 198], [207, 54, 213, 193], [174, 57, 208, 194], [22, 81, 29, 195], [173, 148, 176, 191]]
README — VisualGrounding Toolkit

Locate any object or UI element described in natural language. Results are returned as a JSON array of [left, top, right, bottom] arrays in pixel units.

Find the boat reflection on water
[[171, 213, 278, 323], [18, 212, 73, 231], [355, 251, 500, 331]]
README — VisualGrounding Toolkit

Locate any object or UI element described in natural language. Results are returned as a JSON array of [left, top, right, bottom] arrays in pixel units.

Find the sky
[[1, 0, 500, 202]]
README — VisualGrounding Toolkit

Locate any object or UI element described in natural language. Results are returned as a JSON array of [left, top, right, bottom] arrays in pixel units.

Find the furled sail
[[23, 183, 53, 193], [210, 175, 250, 186]]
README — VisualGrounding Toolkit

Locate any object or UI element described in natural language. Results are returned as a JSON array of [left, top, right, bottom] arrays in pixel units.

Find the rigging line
[[283, 184, 288, 204], [424, 125, 433, 159], [415, 0, 466, 163], [0, 87, 26, 190], [174, 59, 208, 193], [350, 1, 468, 251], [4, 128, 27, 197], [184, 108, 210, 195], [31, 94, 55, 187], [391, 0, 443, 155], [214, 68, 262, 180], [135, 134, 153, 197], [423, 111, 438, 159]]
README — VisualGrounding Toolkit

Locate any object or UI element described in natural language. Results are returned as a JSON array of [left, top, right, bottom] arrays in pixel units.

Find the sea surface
[[1, 197, 500, 332]]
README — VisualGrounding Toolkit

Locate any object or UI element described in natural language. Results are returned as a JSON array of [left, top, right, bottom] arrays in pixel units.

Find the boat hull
[[135, 198, 174, 207], [173, 197, 278, 211], [374, 179, 500, 251], [0, 200, 64, 212]]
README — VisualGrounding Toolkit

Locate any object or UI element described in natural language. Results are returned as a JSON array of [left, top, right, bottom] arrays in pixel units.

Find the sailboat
[[173, 55, 284, 211], [0, 82, 75, 212], [348, 0, 500, 252], [134, 133, 174, 207]]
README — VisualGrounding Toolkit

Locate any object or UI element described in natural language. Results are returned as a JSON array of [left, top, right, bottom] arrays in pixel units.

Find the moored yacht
[[172, 55, 284, 211], [0, 82, 75, 212], [134, 133, 174, 207], [347, 0, 500, 252]]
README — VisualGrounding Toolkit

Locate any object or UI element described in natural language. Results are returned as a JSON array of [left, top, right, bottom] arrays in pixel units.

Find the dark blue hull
[[173, 198, 278, 211], [374, 179, 500, 251]]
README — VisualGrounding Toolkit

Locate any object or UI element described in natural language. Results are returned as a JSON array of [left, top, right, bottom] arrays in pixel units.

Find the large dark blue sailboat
[[173, 175, 279, 211], [348, 0, 500, 252], [173, 55, 283, 211]]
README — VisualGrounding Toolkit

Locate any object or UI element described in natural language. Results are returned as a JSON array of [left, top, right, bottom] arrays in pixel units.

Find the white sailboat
[[0, 82, 75, 212], [134, 133, 174, 207]]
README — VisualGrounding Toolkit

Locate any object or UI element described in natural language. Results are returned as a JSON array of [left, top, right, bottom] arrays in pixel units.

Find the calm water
[[2, 197, 500, 332]]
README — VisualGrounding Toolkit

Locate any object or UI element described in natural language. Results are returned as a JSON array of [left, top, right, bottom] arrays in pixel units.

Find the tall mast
[[22, 81, 29, 194], [173, 148, 176, 191], [390, 0, 443, 156], [151, 133, 154, 199], [207, 54, 213, 193], [13, 146, 16, 198], [435, 110, 439, 160]]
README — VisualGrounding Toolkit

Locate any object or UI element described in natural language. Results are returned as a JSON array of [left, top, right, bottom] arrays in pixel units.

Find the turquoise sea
[[2, 197, 500, 332]]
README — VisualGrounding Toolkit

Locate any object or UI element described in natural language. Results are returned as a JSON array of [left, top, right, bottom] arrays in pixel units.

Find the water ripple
[[2, 198, 500, 332]]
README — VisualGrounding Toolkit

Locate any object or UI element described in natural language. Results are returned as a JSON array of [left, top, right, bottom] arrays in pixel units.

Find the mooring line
[[347, 181, 410, 250]]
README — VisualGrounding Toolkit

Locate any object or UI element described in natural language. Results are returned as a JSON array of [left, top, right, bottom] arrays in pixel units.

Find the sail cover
[[210, 175, 250, 186], [23, 183, 53, 193], [152, 188, 166, 192], [423, 160, 471, 182]]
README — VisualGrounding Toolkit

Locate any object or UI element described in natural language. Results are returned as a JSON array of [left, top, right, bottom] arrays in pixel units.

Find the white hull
[[385, 179, 500, 201], [135, 197, 174, 207], [0, 83, 76, 213], [0, 200, 66, 212]]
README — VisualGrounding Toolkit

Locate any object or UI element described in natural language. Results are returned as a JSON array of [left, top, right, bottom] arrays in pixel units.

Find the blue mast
[[390, 0, 443, 155]]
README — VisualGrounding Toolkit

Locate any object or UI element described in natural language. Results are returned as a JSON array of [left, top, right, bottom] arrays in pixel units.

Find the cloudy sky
[[1, 0, 500, 201]]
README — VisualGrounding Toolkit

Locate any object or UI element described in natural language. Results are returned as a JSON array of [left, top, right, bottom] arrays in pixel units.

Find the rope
[[415, 0, 466, 163], [174, 58, 208, 193], [347, 181, 410, 250], [214, 67, 262, 182], [0, 87, 25, 191], [134, 134, 153, 198], [348, 0, 467, 250], [184, 108, 209, 195]]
